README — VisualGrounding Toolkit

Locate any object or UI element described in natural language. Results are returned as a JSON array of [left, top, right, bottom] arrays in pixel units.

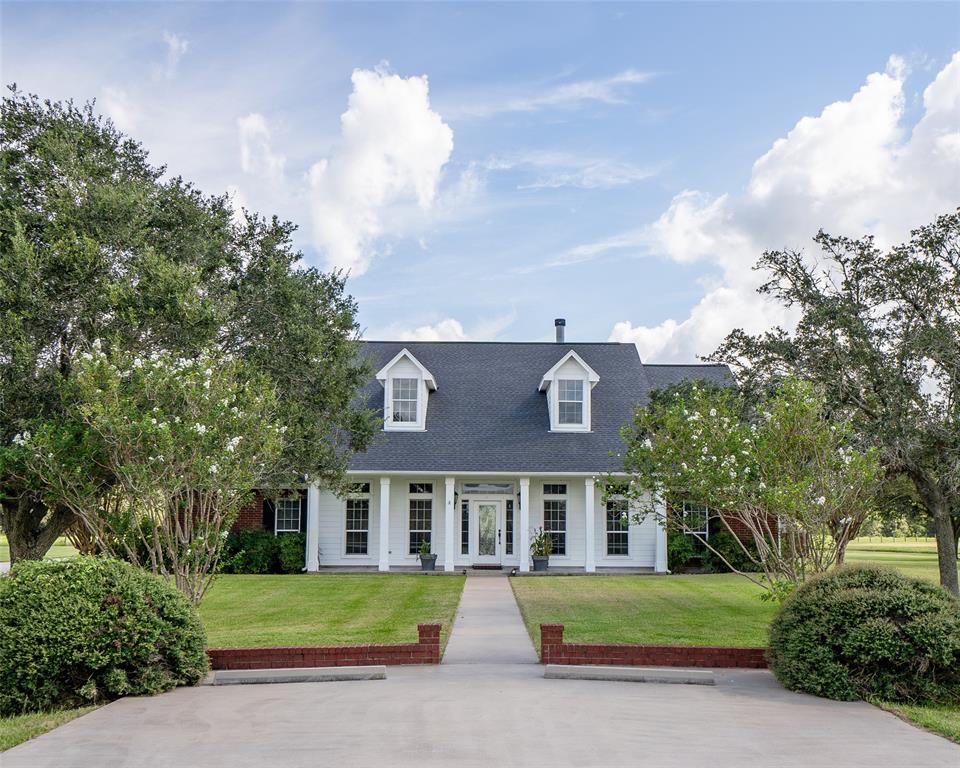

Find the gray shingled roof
[[349, 341, 732, 474]]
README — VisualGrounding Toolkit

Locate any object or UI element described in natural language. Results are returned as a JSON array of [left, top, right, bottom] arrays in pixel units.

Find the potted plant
[[530, 527, 552, 572], [417, 539, 437, 571]]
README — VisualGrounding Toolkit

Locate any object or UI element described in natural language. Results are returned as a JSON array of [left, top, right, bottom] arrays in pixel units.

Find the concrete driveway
[[5, 664, 958, 768]]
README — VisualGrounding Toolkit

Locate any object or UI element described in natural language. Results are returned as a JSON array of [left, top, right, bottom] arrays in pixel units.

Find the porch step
[[205, 666, 386, 686], [470, 564, 504, 570]]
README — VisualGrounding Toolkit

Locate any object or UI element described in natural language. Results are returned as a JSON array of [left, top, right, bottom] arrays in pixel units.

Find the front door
[[472, 500, 502, 565]]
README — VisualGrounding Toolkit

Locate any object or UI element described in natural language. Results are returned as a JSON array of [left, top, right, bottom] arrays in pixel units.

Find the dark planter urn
[[419, 554, 438, 571], [532, 555, 549, 572]]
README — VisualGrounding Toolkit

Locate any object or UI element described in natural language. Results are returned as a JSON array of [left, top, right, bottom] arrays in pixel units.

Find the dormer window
[[391, 378, 419, 423], [539, 350, 599, 432], [376, 348, 436, 432], [557, 379, 584, 425]]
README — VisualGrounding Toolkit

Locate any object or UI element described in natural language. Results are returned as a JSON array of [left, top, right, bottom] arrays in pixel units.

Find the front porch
[[302, 474, 668, 574]]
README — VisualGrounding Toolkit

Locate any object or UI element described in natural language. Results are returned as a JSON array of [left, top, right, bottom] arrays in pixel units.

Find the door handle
[[498, 528, 501, 543]]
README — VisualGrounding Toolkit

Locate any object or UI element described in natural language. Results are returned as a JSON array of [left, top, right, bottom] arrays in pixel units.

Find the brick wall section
[[233, 491, 265, 532], [540, 624, 767, 669], [208, 624, 442, 669]]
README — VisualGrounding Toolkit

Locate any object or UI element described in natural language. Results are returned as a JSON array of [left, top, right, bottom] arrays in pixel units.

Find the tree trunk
[[931, 501, 959, 597], [0, 496, 76, 564]]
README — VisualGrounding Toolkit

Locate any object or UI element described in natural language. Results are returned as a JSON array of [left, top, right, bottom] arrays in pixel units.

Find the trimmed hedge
[[768, 566, 960, 703], [219, 530, 305, 574], [0, 557, 208, 715]]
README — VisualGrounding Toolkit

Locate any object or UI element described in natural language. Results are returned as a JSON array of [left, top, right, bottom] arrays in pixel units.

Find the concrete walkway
[[442, 573, 538, 665]]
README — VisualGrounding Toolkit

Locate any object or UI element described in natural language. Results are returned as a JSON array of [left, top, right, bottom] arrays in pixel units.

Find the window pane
[[276, 498, 301, 533], [558, 379, 583, 401], [543, 484, 567, 496], [409, 499, 432, 554], [348, 482, 371, 494], [558, 401, 583, 424], [461, 500, 470, 555], [505, 500, 514, 555], [392, 377, 418, 423], [543, 499, 567, 556], [606, 499, 629, 556], [409, 483, 433, 494], [345, 498, 369, 555]]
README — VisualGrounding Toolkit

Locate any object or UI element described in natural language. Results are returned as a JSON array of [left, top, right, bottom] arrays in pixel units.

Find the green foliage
[[710, 212, 960, 595], [0, 557, 208, 716], [618, 376, 882, 590], [219, 530, 304, 574], [0, 87, 375, 563], [768, 566, 960, 703], [417, 538, 432, 558], [702, 530, 762, 574], [277, 533, 307, 574], [530, 527, 552, 557], [667, 530, 696, 571]]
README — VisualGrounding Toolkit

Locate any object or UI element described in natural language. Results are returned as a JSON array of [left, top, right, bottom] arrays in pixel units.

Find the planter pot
[[532, 556, 549, 572], [419, 554, 437, 571]]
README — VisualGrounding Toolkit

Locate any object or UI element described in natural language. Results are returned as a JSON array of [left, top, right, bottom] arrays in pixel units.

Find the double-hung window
[[542, 484, 567, 556], [682, 502, 710, 553], [275, 496, 301, 534], [408, 483, 433, 554], [605, 497, 630, 556], [557, 379, 584, 425], [391, 378, 419, 423], [345, 484, 371, 555]]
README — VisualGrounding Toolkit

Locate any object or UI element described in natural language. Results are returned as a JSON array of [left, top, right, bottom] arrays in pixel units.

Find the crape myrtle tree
[[709, 212, 960, 595], [615, 378, 881, 599], [23, 348, 282, 603], [0, 87, 375, 563]]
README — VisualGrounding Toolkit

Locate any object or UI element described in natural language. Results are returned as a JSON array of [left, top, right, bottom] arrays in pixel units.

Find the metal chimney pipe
[[554, 318, 566, 343]]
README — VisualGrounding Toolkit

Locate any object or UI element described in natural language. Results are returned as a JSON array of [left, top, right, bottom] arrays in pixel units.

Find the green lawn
[[878, 701, 960, 744], [0, 707, 96, 752], [846, 539, 946, 583], [200, 574, 465, 648], [0, 534, 78, 563]]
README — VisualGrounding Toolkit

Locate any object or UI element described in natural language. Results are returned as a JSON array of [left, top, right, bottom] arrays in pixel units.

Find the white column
[[519, 478, 531, 572], [584, 478, 596, 573], [654, 494, 668, 573], [378, 478, 391, 572], [306, 482, 320, 572], [443, 477, 455, 572]]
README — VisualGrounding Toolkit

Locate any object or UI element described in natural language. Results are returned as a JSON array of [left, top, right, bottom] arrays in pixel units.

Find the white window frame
[[343, 486, 371, 557], [681, 502, 710, 539], [376, 349, 436, 433], [539, 351, 598, 433], [390, 377, 420, 426], [604, 495, 630, 558], [556, 378, 585, 426], [407, 483, 434, 557], [542, 484, 568, 557], [275, 496, 301, 534]]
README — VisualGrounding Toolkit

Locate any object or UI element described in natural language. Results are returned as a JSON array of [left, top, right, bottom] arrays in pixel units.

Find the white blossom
[[209, 464, 219, 475], [815, 495, 826, 506], [194, 423, 207, 435]]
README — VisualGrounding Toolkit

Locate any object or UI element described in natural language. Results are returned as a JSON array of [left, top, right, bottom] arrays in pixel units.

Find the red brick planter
[[540, 624, 767, 669], [208, 623, 441, 670]]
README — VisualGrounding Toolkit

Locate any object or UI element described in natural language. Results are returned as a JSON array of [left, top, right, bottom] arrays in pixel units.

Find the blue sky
[[3, 2, 959, 358]]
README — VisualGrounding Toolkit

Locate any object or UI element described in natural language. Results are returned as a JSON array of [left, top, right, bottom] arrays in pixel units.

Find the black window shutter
[[262, 499, 275, 532], [299, 491, 308, 533]]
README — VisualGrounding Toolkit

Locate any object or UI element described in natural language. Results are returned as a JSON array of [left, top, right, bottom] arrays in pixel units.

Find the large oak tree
[[710, 212, 959, 595], [0, 88, 375, 562]]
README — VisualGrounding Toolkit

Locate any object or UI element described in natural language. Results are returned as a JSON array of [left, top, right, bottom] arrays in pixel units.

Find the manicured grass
[[0, 707, 96, 752], [878, 701, 960, 744], [200, 574, 465, 648], [512, 573, 778, 650], [846, 539, 948, 584], [0, 534, 78, 563]]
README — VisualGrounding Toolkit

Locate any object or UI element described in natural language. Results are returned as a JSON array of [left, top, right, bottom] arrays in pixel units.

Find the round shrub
[[0, 557, 208, 715], [768, 566, 960, 703]]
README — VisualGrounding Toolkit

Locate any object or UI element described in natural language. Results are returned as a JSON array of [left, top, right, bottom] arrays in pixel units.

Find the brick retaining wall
[[539, 624, 767, 668], [208, 623, 442, 669]]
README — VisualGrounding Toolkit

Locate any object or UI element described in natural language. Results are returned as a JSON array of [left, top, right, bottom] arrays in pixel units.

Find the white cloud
[[447, 69, 655, 119], [309, 68, 454, 275], [99, 86, 141, 133], [371, 311, 516, 342], [237, 113, 286, 182], [490, 150, 657, 191], [156, 32, 189, 81], [608, 53, 960, 363]]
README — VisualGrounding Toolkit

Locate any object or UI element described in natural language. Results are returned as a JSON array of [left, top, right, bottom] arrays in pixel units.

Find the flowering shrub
[[616, 377, 881, 595], [23, 344, 283, 603]]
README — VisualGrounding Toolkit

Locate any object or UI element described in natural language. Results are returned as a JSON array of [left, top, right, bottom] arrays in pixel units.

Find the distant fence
[[853, 536, 935, 544]]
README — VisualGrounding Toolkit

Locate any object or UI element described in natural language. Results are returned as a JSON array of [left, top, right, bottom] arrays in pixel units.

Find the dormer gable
[[538, 350, 599, 432], [376, 348, 436, 431]]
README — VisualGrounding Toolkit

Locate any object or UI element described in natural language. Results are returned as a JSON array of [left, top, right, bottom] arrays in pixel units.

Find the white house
[[235, 320, 732, 573]]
